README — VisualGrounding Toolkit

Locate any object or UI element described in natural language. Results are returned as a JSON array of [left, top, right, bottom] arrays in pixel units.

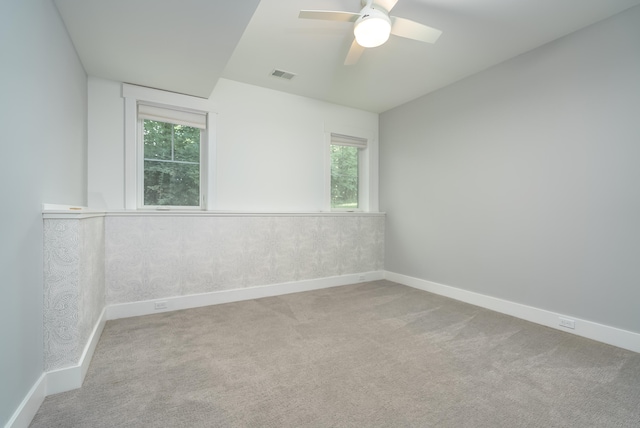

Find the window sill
[[42, 205, 385, 218], [105, 210, 385, 217]]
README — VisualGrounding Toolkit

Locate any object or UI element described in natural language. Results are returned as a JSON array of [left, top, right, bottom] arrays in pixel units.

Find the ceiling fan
[[299, 0, 442, 65]]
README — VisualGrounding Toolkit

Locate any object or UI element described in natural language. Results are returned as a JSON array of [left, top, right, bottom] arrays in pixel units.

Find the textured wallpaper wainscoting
[[43, 215, 105, 371], [105, 214, 385, 305]]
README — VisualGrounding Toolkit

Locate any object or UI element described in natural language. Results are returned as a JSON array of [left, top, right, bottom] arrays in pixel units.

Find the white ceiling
[[55, 0, 640, 113], [54, 0, 260, 98]]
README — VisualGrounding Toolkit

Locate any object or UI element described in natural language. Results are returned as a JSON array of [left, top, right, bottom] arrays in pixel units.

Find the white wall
[[380, 6, 640, 334], [88, 78, 123, 210], [0, 0, 87, 425], [87, 78, 379, 211]]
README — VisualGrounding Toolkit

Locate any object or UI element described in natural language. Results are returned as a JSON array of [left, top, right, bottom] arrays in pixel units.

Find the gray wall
[[0, 0, 87, 424], [380, 5, 640, 334]]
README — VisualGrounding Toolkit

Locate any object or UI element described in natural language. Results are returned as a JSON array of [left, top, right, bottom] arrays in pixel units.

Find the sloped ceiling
[[54, 0, 261, 98], [55, 0, 640, 112]]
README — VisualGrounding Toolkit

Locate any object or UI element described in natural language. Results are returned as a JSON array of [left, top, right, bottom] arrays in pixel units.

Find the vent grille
[[270, 69, 296, 80]]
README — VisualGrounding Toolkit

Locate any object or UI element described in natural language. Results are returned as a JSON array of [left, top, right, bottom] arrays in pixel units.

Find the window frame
[[138, 113, 205, 209], [123, 84, 216, 210], [325, 129, 374, 212]]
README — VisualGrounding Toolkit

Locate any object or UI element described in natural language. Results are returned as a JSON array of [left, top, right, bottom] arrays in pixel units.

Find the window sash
[[330, 144, 360, 210], [329, 132, 367, 211], [138, 118, 204, 209]]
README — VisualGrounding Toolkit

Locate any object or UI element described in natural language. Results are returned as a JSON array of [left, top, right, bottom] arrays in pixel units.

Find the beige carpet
[[31, 280, 640, 427]]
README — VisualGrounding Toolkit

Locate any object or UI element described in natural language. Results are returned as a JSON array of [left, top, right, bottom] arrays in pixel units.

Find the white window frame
[[137, 104, 206, 209], [325, 125, 377, 212], [123, 84, 216, 210]]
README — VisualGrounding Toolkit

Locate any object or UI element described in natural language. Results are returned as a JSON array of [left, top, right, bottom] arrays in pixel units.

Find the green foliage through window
[[143, 120, 200, 206], [331, 144, 359, 209]]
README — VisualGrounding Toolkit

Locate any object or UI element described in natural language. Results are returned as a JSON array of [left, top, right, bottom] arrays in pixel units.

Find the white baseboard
[[107, 271, 385, 320], [5, 308, 106, 428], [45, 307, 107, 396], [3, 374, 46, 428], [385, 271, 640, 354]]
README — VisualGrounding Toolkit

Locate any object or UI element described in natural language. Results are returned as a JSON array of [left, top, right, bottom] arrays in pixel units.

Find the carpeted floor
[[31, 280, 640, 427]]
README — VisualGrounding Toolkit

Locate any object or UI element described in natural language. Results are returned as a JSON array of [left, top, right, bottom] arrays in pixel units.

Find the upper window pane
[[143, 120, 172, 160], [331, 144, 359, 209], [173, 124, 200, 163], [143, 119, 200, 206]]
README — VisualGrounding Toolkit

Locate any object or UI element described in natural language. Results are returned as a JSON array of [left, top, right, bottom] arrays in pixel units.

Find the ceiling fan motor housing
[[354, 6, 392, 48]]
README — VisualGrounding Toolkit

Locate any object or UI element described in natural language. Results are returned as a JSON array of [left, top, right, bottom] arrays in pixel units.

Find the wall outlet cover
[[559, 317, 575, 329]]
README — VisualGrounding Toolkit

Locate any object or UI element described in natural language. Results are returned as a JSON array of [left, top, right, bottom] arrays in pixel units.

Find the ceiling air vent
[[270, 69, 296, 80]]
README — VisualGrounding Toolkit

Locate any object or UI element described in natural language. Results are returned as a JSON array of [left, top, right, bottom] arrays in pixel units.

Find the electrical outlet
[[559, 317, 575, 329], [154, 301, 168, 310]]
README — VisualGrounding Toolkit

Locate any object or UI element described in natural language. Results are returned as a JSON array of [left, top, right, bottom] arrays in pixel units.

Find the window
[[123, 84, 215, 210], [137, 104, 207, 208], [330, 133, 368, 210]]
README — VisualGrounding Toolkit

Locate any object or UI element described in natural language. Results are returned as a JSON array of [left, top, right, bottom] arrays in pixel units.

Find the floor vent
[[270, 69, 296, 80]]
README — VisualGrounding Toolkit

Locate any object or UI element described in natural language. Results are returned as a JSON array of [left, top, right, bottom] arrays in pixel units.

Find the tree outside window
[[331, 144, 359, 209], [143, 120, 200, 206]]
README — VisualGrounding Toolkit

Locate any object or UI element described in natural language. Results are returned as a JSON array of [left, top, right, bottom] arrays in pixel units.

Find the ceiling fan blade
[[298, 10, 360, 22], [390, 16, 442, 43], [344, 39, 365, 65], [376, 0, 399, 13]]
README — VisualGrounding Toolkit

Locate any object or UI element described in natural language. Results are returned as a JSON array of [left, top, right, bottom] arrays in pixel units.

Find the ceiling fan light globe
[[354, 16, 391, 48]]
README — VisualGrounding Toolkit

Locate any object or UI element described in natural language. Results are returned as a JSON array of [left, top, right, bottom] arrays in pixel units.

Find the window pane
[[173, 124, 200, 163], [144, 120, 172, 160], [331, 145, 359, 209], [142, 119, 201, 207], [144, 160, 200, 206]]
